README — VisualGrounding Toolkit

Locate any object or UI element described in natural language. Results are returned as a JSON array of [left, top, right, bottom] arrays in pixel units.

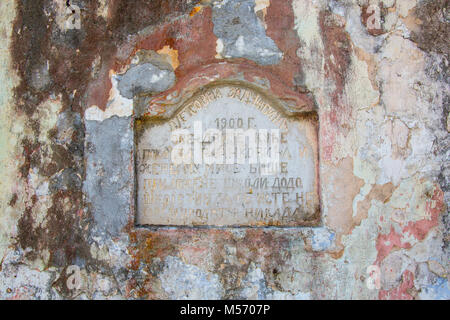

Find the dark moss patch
[[8, 193, 18, 207], [411, 0, 450, 57]]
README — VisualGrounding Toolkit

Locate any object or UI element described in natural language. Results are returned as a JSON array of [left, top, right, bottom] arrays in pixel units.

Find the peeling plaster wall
[[0, 0, 448, 300]]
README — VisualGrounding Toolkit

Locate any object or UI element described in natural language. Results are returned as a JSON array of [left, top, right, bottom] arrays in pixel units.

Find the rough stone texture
[[0, 0, 448, 300], [160, 256, 224, 299], [118, 63, 175, 99], [212, 0, 283, 65], [84, 116, 133, 238]]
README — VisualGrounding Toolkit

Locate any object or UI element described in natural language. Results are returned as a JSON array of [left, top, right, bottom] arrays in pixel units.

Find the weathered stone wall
[[0, 0, 448, 299]]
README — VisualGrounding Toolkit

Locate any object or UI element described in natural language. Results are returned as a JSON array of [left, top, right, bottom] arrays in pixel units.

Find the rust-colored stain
[[318, 10, 353, 162], [126, 228, 295, 299], [375, 185, 445, 264], [124, 2, 315, 116], [157, 45, 180, 70], [190, 5, 203, 17]]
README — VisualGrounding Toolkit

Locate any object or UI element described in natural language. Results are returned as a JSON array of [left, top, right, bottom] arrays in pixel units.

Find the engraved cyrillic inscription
[[136, 84, 319, 226]]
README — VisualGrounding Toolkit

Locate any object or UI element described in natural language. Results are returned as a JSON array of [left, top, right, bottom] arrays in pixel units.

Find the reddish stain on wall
[[379, 270, 415, 300]]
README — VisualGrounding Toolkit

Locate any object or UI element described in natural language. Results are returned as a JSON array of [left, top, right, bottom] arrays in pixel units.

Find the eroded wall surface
[[0, 0, 448, 299]]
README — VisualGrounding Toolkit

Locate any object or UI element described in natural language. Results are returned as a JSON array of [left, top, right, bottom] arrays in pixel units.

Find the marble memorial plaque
[[135, 84, 320, 226]]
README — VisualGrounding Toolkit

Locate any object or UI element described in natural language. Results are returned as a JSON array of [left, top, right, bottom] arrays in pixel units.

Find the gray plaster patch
[[117, 63, 175, 99], [160, 256, 224, 299], [417, 276, 450, 300], [239, 262, 270, 299], [84, 116, 133, 237], [212, 0, 282, 65], [310, 227, 336, 251], [239, 262, 311, 299], [329, 1, 385, 54]]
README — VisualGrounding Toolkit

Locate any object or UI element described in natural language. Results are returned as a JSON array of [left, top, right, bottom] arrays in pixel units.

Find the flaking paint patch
[[324, 157, 365, 235], [160, 255, 224, 299], [375, 180, 445, 264], [211, 0, 283, 65], [292, 0, 324, 57], [396, 0, 417, 18], [85, 71, 133, 121], [157, 45, 180, 71], [355, 183, 395, 226], [378, 34, 426, 116], [341, 201, 380, 299], [254, 0, 270, 28], [0, 249, 55, 299], [345, 52, 379, 111], [0, 0, 21, 259], [97, 0, 110, 19]]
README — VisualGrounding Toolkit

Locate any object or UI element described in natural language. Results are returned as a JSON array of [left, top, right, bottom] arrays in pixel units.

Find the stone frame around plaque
[[130, 63, 321, 228]]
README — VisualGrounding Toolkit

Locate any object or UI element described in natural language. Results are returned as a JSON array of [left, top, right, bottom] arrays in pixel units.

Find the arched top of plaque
[[138, 81, 318, 134], [133, 62, 316, 120]]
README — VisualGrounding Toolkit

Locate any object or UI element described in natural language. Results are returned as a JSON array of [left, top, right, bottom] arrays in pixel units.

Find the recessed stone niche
[[134, 82, 320, 227]]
